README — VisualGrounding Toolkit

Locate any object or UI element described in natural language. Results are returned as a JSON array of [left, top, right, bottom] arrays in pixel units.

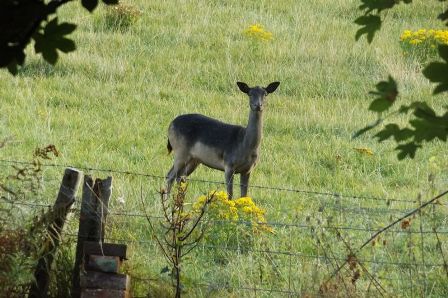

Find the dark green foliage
[[375, 102, 448, 159], [0, 0, 117, 75], [354, 15, 381, 43], [438, 5, 448, 25], [358, 0, 400, 13], [423, 44, 448, 94], [355, 0, 448, 159], [355, 0, 412, 43], [82, 0, 99, 12], [81, 0, 118, 12], [352, 119, 382, 139], [34, 18, 77, 65], [368, 76, 398, 113]]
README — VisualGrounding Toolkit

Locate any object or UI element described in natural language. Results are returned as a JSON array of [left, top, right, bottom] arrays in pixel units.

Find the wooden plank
[[72, 175, 96, 298], [80, 271, 130, 290], [87, 255, 121, 273], [81, 288, 129, 298], [72, 176, 114, 297], [29, 168, 82, 298], [83, 241, 127, 259]]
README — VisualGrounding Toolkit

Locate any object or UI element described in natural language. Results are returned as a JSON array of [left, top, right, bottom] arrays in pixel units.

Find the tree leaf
[[369, 98, 393, 113], [56, 23, 77, 35], [57, 38, 76, 53], [33, 18, 77, 65], [438, 9, 448, 25], [7, 61, 18, 76], [423, 62, 448, 82], [352, 119, 382, 139], [82, 0, 98, 12], [358, 0, 397, 14], [437, 43, 448, 61], [396, 142, 421, 160], [433, 84, 448, 94], [368, 75, 398, 112], [102, 0, 119, 4], [354, 15, 381, 43], [423, 45, 448, 95], [42, 48, 58, 65], [374, 124, 413, 142]]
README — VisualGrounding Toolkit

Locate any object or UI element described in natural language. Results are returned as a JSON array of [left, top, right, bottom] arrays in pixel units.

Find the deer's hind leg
[[225, 167, 235, 199], [183, 159, 199, 177], [165, 151, 191, 194]]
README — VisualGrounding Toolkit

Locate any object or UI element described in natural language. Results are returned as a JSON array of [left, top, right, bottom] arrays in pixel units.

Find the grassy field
[[1, 0, 448, 297]]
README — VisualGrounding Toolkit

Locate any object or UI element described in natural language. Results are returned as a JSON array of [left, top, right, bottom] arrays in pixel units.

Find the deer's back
[[169, 114, 244, 151]]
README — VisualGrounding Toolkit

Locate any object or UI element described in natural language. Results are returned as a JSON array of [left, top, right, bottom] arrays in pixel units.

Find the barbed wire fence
[[1, 159, 448, 297]]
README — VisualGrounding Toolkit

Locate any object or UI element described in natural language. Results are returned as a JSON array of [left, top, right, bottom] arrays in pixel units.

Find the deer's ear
[[237, 82, 250, 94], [265, 82, 280, 93]]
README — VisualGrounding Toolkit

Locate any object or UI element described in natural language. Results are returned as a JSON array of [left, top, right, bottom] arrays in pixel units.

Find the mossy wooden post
[[72, 176, 112, 298], [29, 168, 82, 298], [92, 176, 112, 242], [72, 175, 95, 298]]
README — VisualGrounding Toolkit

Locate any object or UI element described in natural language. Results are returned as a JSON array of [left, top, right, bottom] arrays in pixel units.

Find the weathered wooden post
[[80, 241, 129, 298], [72, 175, 113, 297], [72, 175, 130, 298], [29, 167, 83, 298], [91, 177, 112, 242]]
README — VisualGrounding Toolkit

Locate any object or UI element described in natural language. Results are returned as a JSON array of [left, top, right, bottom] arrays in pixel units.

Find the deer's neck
[[242, 110, 263, 152]]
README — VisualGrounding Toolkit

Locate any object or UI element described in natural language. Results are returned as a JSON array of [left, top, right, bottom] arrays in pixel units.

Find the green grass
[[1, 0, 448, 297]]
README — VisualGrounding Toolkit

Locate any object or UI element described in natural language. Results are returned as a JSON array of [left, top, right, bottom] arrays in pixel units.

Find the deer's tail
[[167, 139, 172, 154]]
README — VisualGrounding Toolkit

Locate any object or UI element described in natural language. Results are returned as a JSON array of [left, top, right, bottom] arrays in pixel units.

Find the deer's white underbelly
[[190, 142, 225, 170]]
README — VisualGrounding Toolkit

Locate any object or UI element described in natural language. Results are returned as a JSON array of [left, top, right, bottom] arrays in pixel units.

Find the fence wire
[[1, 159, 448, 296], [5, 199, 448, 235], [0, 159, 429, 204]]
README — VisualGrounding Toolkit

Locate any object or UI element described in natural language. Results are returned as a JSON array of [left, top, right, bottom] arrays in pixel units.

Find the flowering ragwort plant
[[400, 29, 448, 63], [193, 191, 273, 233], [192, 191, 273, 250], [243, 24, 273, 41]]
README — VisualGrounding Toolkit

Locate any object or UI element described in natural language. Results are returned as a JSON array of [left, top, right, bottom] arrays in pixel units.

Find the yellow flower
[[353, 147, 374, 156], [194, 191, 273, 234], [400, 29, 448, 47], [244, 23, 273, 41], [242, 206, 253, 213], [179, 181, 187, 191], [400, 30, 412, 40]]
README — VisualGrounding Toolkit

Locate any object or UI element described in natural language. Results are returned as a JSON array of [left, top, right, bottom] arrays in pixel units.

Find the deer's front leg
[[224, 168, 234, 199], [240, 172, 250, 197]]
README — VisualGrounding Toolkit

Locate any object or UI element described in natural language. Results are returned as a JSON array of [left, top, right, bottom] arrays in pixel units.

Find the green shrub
[[101, 3, 142, 32], [400, 29, 448, 64], [193, 191, 273, 251]]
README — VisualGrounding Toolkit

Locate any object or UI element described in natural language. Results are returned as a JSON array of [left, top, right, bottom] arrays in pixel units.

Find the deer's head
[[237, 81, 280, 112]]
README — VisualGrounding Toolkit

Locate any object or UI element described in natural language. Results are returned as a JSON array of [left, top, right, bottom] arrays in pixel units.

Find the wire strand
[[0, 159, 424, 204]]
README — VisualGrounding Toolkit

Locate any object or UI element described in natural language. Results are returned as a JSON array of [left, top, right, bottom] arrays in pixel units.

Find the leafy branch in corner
[[355, 0, 412, 44], [0, 0, 118, 75], [354, 0, 448, 159], [354, 74, 448, 159]]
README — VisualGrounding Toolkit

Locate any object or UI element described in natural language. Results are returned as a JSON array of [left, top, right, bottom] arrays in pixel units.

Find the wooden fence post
[[72, 176, 112, 298], [29, 167, 82, 298], [92, 177, 113, 242]]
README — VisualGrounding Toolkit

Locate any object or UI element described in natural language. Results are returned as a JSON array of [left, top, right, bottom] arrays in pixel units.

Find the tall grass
[[1, 0, 447, 296]]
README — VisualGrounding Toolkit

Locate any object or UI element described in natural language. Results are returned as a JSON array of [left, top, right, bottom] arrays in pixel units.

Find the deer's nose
[[253, 104, 262, 111]]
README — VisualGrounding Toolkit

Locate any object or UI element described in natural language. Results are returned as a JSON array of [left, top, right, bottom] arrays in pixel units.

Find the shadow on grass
[[17, 60, 71, 78]]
